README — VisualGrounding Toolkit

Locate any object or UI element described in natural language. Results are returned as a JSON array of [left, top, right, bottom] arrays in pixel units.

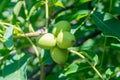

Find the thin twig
[[69, 50, 104, 80]]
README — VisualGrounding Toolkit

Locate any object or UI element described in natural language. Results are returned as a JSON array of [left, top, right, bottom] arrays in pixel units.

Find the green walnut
[[56, 31, 76, 49], [51, 47, 68, 64], [37, 33, 56, 49], [52, 20, 71, 36]]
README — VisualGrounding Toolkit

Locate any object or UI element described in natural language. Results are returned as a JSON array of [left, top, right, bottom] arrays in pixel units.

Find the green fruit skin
[[51, 47, 68, 64], [56, 31, 76, 49], [52, 20, 71, 36], [37, 33, 56, 49]]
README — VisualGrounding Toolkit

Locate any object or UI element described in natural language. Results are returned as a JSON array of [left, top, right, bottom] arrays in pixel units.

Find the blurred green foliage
[[0, 0, 120, 80]]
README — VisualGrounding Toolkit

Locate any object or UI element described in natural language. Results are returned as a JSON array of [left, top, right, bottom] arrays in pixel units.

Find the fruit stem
[[39, 0, 49, 80], [45, 0, 49, 33], [69, 50, 104, 80]]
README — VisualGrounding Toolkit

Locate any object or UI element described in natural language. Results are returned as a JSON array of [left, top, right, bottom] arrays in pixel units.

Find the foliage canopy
[[0, 0, 120, 80]]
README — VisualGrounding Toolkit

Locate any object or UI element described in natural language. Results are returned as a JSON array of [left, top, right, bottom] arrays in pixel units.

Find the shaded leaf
[[42, 50, 53, 64], [0, 0, 10, 14], [92, 12, 120, 40], [52, 0, 58, 3], [4, 26, 14, 50], [0, 48, 10, 56]]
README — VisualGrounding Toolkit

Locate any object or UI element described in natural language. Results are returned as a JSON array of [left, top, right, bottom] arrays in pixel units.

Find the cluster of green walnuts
[[37, 20, 76, 64]]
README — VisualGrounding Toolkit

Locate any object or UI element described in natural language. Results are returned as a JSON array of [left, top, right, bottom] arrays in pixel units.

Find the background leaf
[[4, 26, 14, 50], [55, 1, 65, 8], [0, 0, 10, 14], [13, 1, 23, 16], [2, 53, 30, 80], [92, 12, 120, 40], [59, 63, 79, 77], [28, 1, 45, 20]]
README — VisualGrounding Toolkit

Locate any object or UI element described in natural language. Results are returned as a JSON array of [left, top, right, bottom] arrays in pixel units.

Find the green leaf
[[52, 0, 58, 3], [59, 63, 79, 77], [111, 43, 120, 48], [42, 50, 53, 64], [76, 14, 88, 20], [2, 53, 30, 80], [55, 1, 65, 8], [92, 12, 120, 40], [0, 0, 10, 13], [81, 51, 98, 65], [0, 48, 10, 56], [0, 34, 2, 37], [28, 1, 45, 20], [79, 0, 91, 4], [105, 68, 113, 78], [81, 39, 94, 50], [64, 63, 78, 75], [4, 26, 14, 50], [13, 1, 23, 16], [93, 54, 98, 66], [73, 10, 89, 20]]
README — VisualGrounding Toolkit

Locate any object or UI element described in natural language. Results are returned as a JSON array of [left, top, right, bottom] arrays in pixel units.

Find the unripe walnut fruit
[[50, 47, 68, 64], [56, 31, 75, 49], [52, 20, 71, 36], [37, 33, 56, 49]]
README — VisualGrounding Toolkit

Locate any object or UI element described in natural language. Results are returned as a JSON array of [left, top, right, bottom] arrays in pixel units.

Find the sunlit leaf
[[4, 26, 14, 50], [0, 34, 2, 37], [81, 39, 94, 50], [79, 0, 91, 4], [93, 54, 98, 66], [55, 1, 65, 8], [59, 63, 78, 77], [13, 1, 23, 16], [76, 14, 88, 20], [105, 68, 113, 78], [64, 63, 78, 75], [111, 43, 120, 48], [72, 10, 89, 21]]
